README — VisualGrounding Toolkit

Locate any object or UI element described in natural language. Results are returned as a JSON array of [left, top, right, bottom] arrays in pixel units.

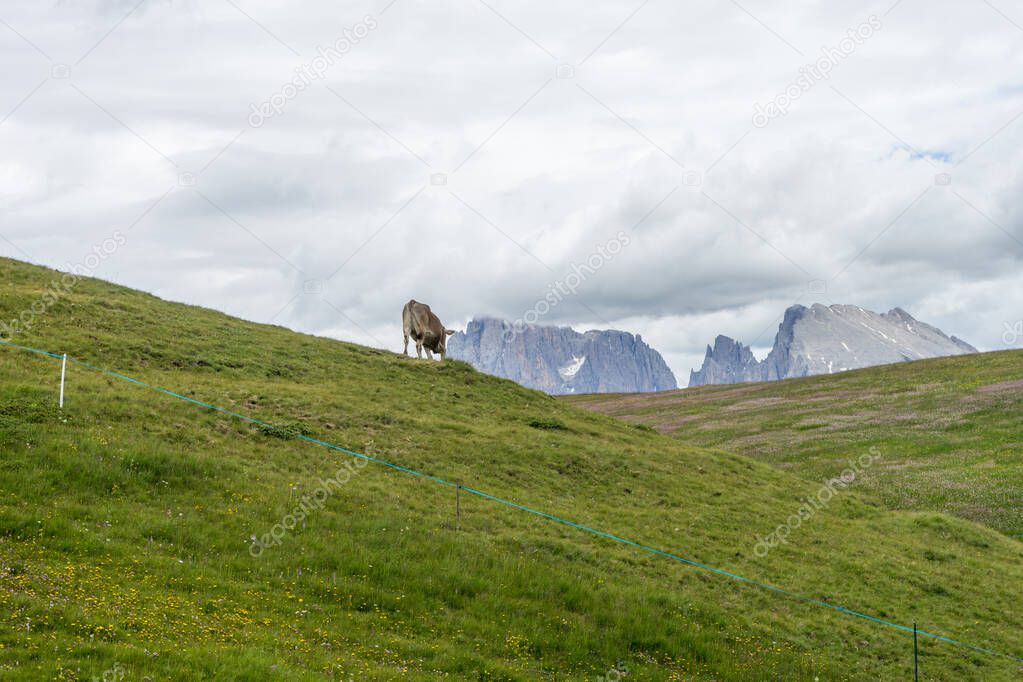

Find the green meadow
[[1, 257, 1021, 680], [565, 349, 1023, 537]]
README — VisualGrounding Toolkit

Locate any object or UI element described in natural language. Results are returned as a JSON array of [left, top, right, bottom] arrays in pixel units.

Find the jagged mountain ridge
[[689, 304, 977, 387], [448, 317, 677, 395]]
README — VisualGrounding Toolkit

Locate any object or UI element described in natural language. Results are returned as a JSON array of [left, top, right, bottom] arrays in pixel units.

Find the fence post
[[914, 622, 919, 681], [59, 353, 67, 410], [456, 483, 461, 531]]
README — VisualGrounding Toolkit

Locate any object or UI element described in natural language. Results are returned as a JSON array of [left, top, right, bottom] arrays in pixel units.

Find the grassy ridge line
[[11, 337, 1021, 666], [2, 256, 1022, 680], [564, 350, 1023, 536], [0, 344, 831, 681]]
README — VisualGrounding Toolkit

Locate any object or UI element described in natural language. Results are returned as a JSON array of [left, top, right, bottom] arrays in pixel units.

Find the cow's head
[[438, 328, 456, 355], [424, 328, 456, 355]]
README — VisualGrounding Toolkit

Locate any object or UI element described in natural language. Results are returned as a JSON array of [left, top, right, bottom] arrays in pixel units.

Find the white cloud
[[1, 0, 1020, 384]]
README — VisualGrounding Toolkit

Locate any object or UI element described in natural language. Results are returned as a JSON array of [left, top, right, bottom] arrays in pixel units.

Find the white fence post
[[59, 353, 67, 410]]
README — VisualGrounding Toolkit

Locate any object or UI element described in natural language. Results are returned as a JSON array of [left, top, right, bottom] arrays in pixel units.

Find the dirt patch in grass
[[685, 383, 770, 401], [976, 379, 1023, 394], [573, 391, 686, 413], [648, 413, 702, 433], [721, 397, 788, 411]]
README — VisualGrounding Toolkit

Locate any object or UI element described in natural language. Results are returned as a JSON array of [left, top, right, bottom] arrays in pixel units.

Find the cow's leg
[[415, 339, 423, 359], [403, 333, 410, 356], [426, 348, 434, 360]]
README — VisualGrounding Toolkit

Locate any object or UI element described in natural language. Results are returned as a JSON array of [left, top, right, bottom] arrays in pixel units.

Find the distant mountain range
[[448, 318, 677, 395], [689, 304, 977, 387]]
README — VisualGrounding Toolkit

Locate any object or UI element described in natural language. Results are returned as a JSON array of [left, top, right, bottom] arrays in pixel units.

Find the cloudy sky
[[2, 0, 1021, 383]]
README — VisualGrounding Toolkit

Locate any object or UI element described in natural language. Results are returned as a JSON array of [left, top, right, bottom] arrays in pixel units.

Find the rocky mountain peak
[[689, 335, 760, 387], [448, 317, 677, 395], [689, 304, 977, 387]]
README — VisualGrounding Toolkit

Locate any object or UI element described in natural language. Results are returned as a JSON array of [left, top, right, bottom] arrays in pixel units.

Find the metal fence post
[[59, 353, 67, 410], [914, 622, 919, 681]]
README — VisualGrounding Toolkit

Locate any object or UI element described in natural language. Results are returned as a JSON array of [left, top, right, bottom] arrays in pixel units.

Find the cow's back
[[403, 300, 431, 339]]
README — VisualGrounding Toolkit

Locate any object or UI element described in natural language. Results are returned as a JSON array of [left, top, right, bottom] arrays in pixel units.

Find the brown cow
[[403, 299, 456, 360]]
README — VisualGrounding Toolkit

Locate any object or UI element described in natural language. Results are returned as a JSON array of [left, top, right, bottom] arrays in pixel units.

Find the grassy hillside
[[1, 257, 1021, 681], [565, 352, 1023, 538]]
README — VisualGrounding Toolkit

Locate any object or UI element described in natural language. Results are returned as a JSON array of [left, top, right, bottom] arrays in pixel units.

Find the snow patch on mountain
[[559, 355, 587, 379]]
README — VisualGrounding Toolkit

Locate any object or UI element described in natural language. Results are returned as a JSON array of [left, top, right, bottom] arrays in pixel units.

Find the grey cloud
[[1, 0, 1021, 383]]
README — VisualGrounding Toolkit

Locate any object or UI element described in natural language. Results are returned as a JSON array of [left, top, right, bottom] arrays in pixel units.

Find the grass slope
[[564, 352, 1023, 537], [1, 257, 1021, 681]]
